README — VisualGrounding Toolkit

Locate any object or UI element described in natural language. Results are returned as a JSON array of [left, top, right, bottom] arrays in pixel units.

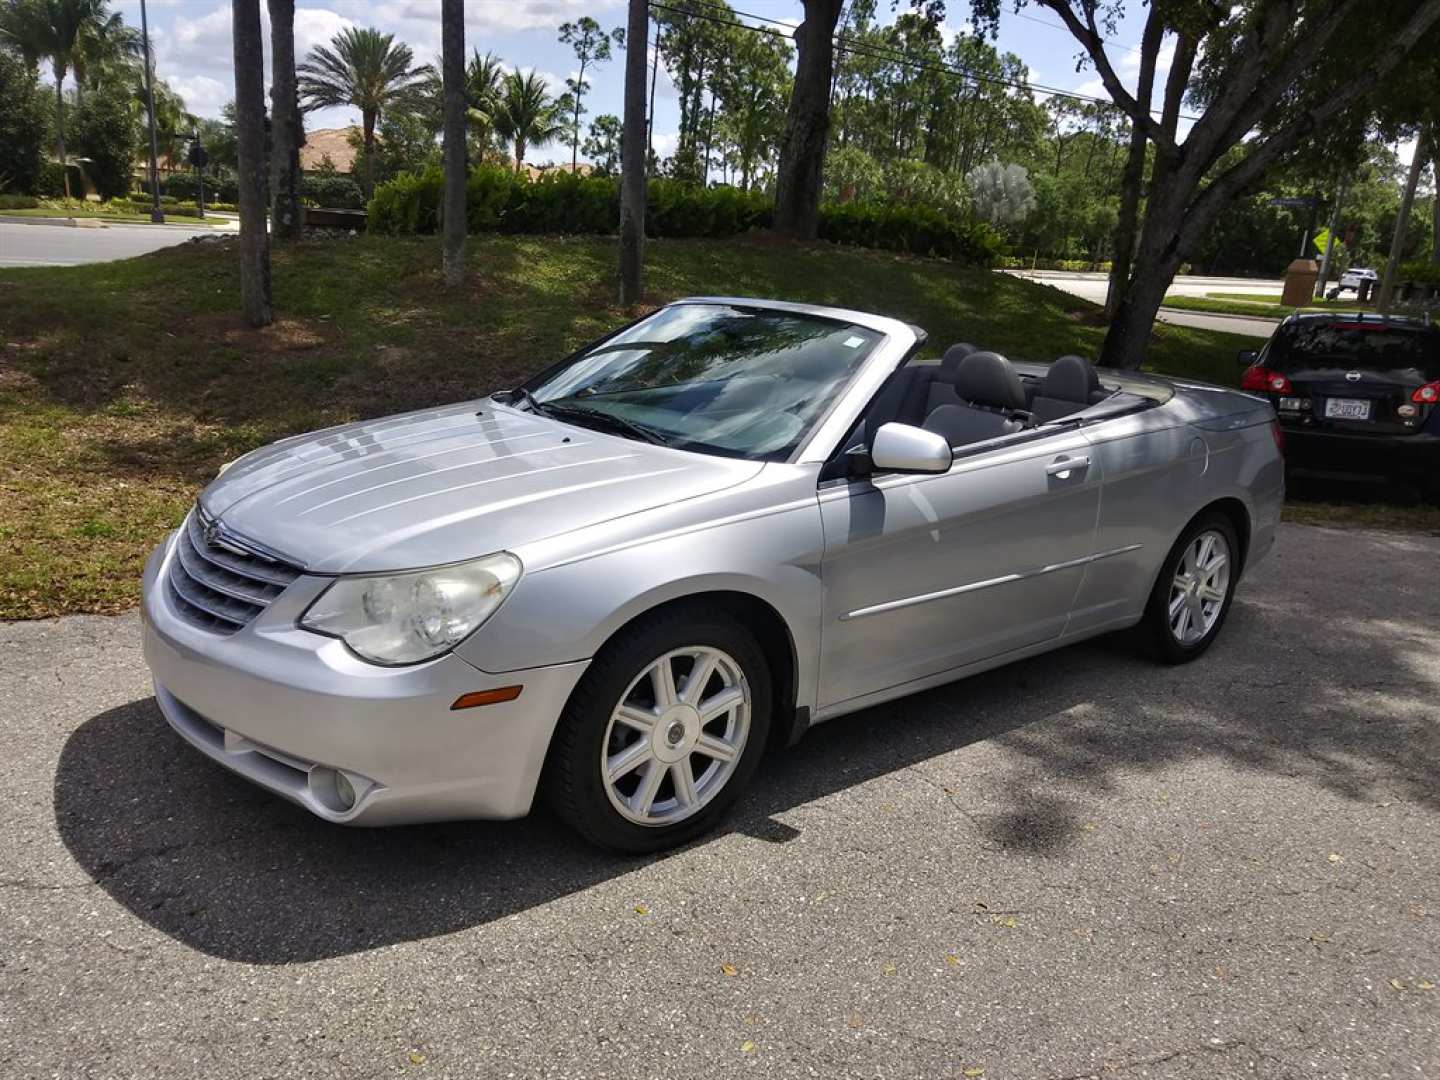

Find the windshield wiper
[[541, 402, 671, 446], [505, 386, 548, 414]]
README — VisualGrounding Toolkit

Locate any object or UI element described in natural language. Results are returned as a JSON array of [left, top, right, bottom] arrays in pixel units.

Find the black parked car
[[1239, 313, 1440, 496]]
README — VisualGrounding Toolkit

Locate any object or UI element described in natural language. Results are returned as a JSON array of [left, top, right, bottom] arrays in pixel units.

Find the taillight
[[1270, 418, 1285, 457], [1240, 365, 1292, 394], [1413, 380, 1440, 404]]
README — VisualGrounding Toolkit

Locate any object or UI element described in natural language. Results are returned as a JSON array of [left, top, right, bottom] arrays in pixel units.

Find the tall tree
[[0, 42, 48, 193], [464, 48, 504, 158], [492, 70, 564, 173], [558, 16, 621, 171], [619, 0, 648, 304], [440, 0, 465, 289], [0, 0, 114, 199], [232, 0, 272, 327], [298, 26, 426, 198], [774, 0, 844, 239], [971, 0, 1440, 368], [583, 113, 623, 175], [1377, 128, 1430, 312], [268, 0, 303, 241]]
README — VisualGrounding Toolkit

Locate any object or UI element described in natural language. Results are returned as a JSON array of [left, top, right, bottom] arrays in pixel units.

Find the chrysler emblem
[[203, 518, 223, 547], [1345, 371, 1362, 382]]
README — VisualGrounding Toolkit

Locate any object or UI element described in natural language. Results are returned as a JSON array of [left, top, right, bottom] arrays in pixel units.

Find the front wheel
[[1139, 512, 1240, 664], [543, 607, 772, 853]]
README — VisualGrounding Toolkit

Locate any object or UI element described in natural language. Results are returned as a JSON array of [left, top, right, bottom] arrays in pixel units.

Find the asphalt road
[[0, 218, 232, 267], [1004, 270, 1283, 339], [3, 523, 1438, 1079]]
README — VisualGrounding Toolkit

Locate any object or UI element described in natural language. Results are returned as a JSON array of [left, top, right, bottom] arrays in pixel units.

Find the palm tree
[[71, 3, 137, 106], [492, 70, 564, 174], [464, 49, 503, 158], [0, 0, 115, 198], [233, 0, 271, 326], [298, 26, 426, 197], [440, 0, 465, 288]]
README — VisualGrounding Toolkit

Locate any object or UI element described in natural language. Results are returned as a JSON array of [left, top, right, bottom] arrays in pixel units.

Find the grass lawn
[[1160, 292, 1370, 319], [0, 233, 1427, 619], [1205, 291, 1359, 308], [1, 206, 230, 227]]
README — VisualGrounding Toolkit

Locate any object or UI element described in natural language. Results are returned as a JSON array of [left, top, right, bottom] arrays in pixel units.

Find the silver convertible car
[[141, 298, 1284, 851]]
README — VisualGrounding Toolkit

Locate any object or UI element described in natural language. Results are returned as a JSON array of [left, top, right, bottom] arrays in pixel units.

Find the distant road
[[0, 218, 230, 268], [1004, 269, 1283, 339]]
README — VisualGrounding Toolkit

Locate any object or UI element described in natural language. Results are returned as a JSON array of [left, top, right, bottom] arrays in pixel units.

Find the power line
[[648, 0, 1196, 120]]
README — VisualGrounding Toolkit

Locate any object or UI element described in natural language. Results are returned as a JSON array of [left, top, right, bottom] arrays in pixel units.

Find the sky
[[103, 0, 1419, 172]]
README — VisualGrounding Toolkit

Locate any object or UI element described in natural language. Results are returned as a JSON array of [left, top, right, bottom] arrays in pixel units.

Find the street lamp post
[[139, 0, 164, 224], [189, 131, 208, 219]]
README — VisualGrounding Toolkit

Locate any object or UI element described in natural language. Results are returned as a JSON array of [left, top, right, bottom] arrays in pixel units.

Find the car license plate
[[1324, 398, 1371, 420]]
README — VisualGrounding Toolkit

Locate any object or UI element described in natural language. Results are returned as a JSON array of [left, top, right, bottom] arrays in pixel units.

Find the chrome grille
[[165, 509, 302, 634]]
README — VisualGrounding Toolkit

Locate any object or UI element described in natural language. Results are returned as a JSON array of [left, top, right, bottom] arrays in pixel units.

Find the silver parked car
[[141, 298, 1284, 851]]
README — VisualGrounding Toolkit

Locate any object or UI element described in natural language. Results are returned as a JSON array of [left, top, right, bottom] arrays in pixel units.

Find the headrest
[[1044, 354, 1101, 402], [939, 342, 979, 380], [955, 350, 1027, 412]]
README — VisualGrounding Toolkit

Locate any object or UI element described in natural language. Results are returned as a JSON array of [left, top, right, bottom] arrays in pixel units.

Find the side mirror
[[869, 422, 953, 475], [1237, 349, 1259, 367]]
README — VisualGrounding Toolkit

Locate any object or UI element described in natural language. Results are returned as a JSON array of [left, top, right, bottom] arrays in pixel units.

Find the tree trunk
[[233, 0, 273, 327], [514, 139, 525, 173], [1105, 122, 1147, 320], [646, 27, 659, 164], [441, 0, 466, 289], [1377, 127, 1429, 313], [1432, 143, 1440, 267], [774, 0, 844, 240], [362, 111, 377, 198], [619, 0, 648, 305], [53, 64, 70, 200], [572, 56, 587, 171], [268, 0, 303, 241]]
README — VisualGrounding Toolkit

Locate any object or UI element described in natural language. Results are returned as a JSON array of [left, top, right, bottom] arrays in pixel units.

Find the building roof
[[300, 127, 363, 174]]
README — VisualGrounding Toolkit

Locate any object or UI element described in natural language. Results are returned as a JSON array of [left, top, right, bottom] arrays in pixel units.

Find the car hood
[[199, 400, 764, 574]]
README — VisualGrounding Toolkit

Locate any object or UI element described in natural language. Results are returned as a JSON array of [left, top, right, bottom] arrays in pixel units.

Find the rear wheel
[[544, 607, 771, 853], [1140, 511, 1240, 664]]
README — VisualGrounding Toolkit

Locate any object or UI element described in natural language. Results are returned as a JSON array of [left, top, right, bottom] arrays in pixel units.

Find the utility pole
[[139, 0, 164, 224]]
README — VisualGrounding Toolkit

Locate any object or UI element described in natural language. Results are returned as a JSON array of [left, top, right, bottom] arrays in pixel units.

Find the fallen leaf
[[720, 963, 739, 977], [964, 1067, 986, 1077], [634, 904, 650, 915], [740, 1041, 756, 1053], [1327, 853, 1343, 864], [882, 962, 898, 975], [1389, 978, 1408, 991], [1417, 980, 1435, 991], [945, 954, 961, 967], [407, 1051, 427, 1066], [1309, 932, 1331, 943], [1082, 821, 1098, 831], [990, 915, 1018, 929], [847, 1012, 864, 1029]]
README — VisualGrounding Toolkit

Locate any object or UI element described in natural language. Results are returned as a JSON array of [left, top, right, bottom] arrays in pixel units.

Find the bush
[[0, 47, 47, 194], [817, 203, 1002, 266], [370, 167, 992, 265], [71, 87, 140, 200], [0, 194, 40, 210], [997, 255, 1113, 272], [299, 173, 365, 209], [1399, 260, 1440, 284], [136, 169, 241, 205], [34, 160, 68, 198]]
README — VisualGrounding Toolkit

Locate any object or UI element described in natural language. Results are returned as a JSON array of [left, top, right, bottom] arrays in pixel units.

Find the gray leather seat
[[1031, 354, 1102, 423], [923, 351, 1028, 447]]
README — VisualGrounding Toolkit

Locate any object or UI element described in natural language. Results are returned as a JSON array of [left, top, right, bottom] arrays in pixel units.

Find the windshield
[[1266, 321, 1440, 378], [523, 303, 882, 460]]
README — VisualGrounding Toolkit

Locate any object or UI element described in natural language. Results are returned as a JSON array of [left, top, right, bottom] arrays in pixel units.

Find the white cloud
[[168, 74, 229, 118]]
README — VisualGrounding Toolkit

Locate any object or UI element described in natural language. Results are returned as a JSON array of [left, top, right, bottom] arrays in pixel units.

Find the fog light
[[335, 770, 356, 810], [310, 766, 360, 812]]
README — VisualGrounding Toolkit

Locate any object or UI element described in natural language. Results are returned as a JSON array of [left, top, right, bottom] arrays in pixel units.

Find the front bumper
[[140, 534, 589, 826]]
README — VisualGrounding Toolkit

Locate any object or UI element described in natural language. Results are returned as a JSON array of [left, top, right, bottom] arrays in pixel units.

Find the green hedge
[[0, 194, 40, 210], [1399, 260, 1440, 284], [818, 203, 1000, 266], [369, 165, 998, 265]]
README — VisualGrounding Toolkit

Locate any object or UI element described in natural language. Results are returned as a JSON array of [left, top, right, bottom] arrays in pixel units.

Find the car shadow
[[55, 635, 1115, 964], [54, 584, 1440, 964]]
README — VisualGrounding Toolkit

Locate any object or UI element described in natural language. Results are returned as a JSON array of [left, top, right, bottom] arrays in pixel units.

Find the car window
[[526, 304, 881, 461], [1265, 322, 1440, 378]]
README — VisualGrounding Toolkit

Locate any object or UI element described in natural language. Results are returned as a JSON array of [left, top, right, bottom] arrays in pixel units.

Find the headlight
[[299, 552, 521, 665]]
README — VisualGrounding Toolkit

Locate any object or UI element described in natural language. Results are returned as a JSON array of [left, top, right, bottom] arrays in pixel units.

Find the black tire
[[1139, 510, 1241, 665], [543, 605, 772, 853]]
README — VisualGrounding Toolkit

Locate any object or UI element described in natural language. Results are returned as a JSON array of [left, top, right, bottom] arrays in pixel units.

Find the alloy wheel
[[1168, 528, 1231, 645], [600, 646, 751, 827]]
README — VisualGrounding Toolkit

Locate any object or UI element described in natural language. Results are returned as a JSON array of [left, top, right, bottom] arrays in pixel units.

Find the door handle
[[1046, 455, 1090, 479]]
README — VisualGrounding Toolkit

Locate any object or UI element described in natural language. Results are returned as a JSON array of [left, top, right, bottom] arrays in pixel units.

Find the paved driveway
[[1003, 271, 1282, 339], [3, 523, 1438, 1079]]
